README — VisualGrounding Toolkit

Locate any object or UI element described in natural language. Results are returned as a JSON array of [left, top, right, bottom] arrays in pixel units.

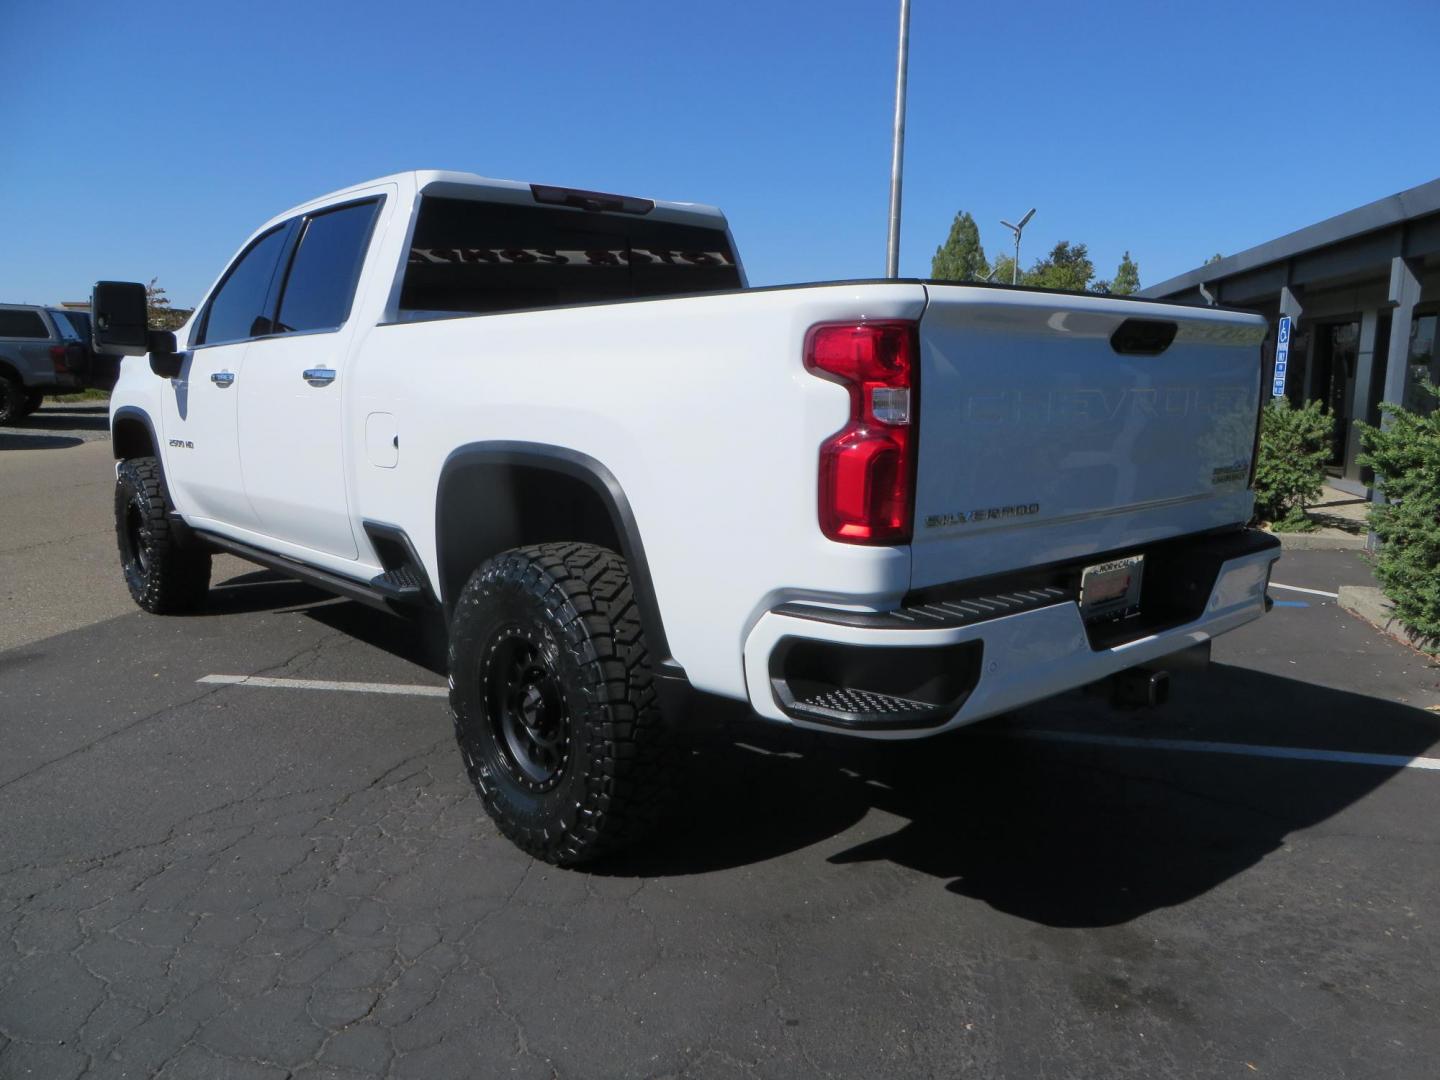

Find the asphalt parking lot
[[2, 420, 1439, 1079]]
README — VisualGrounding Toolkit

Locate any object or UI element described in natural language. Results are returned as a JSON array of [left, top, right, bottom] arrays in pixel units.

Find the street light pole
[[999, 207, 1036, 286], [885, 0, 911, 279]]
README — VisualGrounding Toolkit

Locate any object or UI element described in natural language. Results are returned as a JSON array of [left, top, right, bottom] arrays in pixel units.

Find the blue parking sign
[[1272, 316, 1291, 397]]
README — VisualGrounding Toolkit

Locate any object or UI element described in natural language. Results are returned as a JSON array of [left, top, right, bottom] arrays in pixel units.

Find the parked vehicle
[[0, 304, 97, 422], [98, 171, 1280, 863]]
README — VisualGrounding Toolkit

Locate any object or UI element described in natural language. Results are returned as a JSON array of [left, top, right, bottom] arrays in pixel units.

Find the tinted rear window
[[399, 197, 740, 316], [0, 310, 50, 339]]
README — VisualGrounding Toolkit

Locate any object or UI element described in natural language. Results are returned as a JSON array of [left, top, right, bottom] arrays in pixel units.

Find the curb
[[1270, 531, 1367, 551], [1337, 586, 1438, 654]]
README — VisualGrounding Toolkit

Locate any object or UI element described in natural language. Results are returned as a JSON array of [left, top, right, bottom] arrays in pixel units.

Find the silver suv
[[0, 304, 95, 424]]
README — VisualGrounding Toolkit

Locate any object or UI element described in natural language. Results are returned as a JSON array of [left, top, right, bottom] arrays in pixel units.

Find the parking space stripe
[[198, 674, 448, 697], [199, 674, 1439, 772], [1269, 582, 1341, 598], [1009, 729, 1440, 771]]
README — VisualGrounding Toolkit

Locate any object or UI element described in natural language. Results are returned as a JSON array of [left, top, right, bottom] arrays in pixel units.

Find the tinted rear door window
[[399, 197, 740, 316], [275, 199, 382, 334], [199, 226, 290, 346], [0, 310, 50, 338]]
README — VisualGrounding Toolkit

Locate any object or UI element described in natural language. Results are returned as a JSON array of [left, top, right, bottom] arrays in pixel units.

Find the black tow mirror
[[90, 281, 149, 356], [91, 281, 185, 378]]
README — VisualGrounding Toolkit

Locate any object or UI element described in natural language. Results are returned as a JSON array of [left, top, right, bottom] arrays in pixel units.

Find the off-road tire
[[115, 456, 212, 613], [0, 376, 26, 424], [449, 542, 675, 865]]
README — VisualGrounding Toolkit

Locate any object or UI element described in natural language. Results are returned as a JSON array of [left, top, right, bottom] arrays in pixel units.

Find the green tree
[[930, 211, 989, 281], [988, 252, 1019, 285], [1026, 241, 1095, 292], [1109, 251, 1141, 295], [146, 278, 193, 332]]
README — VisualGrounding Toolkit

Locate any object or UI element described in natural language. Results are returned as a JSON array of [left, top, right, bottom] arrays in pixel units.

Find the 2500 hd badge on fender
[[96, 171, 1279, 864]]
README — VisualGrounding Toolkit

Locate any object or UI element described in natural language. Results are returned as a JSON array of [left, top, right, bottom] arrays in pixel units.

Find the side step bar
[[194, 530, 398, 614], [362, 521, 436, 609]]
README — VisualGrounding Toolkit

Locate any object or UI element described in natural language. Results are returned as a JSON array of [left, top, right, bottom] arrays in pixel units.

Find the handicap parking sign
[[1272, 316, 1291, 397]]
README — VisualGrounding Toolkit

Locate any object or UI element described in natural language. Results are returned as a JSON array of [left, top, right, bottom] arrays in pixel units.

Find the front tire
[[115, 457, 212, 613], [449, 542, 674, 865]]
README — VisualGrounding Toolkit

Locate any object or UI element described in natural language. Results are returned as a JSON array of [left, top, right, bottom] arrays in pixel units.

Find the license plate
[[1079, 555, 1144, 622]]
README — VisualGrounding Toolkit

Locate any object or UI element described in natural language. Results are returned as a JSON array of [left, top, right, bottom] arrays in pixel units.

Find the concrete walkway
[[1308, 482, 1370, 535]]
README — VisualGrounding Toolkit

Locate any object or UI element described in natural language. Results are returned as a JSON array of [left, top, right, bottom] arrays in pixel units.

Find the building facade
[[1140, 179, 1440, 496]]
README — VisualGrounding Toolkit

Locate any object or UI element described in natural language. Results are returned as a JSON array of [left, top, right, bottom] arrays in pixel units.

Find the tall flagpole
[[885, 0, 911, 278]]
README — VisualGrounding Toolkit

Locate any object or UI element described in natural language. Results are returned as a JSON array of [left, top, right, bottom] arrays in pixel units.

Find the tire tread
[[450, 541, 675, 865], [116, 456, 211, 614]]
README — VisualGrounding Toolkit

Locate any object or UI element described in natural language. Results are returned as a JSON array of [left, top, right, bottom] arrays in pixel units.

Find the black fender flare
[[435, 441, 674, 668], [111, 405, 160, 460]]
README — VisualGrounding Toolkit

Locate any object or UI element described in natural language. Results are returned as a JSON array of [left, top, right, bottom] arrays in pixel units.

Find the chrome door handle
[[303, 368, 337, 387], [210, 370, 235, 387]]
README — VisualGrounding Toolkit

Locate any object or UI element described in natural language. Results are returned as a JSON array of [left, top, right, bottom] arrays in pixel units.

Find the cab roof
[[279, 170, 729, 232]]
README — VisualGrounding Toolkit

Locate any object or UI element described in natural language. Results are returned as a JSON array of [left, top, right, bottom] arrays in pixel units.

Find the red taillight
[[49, 345, 68, 373], [804, 320, 918, 544]]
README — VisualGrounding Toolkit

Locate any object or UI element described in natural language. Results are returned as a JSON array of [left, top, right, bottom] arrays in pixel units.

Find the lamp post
[[1000, 207, 1036, 285], [885, 0, 911, 278]]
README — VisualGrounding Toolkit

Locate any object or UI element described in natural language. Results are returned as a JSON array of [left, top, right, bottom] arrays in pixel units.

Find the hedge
[[1252, 398, 1334, 532], [1357, 381, 1440, 651]]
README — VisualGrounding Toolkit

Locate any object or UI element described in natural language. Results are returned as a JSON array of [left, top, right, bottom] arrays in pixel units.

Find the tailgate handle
[[1110, 318, 1177, 356]]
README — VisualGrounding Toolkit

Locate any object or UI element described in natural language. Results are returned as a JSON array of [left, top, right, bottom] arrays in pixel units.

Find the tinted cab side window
[[274, 200, 381, 334], [198, 226, 290, 346]]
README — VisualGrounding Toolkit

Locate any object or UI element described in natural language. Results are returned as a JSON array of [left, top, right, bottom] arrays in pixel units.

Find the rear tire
[[115, 456, 212, 613], [449, 542, 674, 865], [23, 390, 43, 415], [0, 376, 26, 424]]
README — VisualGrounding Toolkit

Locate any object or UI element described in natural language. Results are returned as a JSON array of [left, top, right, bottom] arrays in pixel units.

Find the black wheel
[[23, 390, 43, 415], [115, 456, 212, 614], [449, 542, 675, 865], [0, 376, 26, 425]]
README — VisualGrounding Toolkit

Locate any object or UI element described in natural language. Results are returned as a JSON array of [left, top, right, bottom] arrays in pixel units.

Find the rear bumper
[[742, 528, 1281, 738]]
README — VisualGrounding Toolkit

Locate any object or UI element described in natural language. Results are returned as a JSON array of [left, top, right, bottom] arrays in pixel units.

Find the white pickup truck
[[98, 170, 1279, 864]]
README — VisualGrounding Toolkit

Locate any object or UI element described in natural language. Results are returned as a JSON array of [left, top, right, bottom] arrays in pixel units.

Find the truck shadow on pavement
[[611, 666, 1440, 929], [208, 570, 450, 670], [0, 432, 84, 450], [201, 581, 1440, 930]]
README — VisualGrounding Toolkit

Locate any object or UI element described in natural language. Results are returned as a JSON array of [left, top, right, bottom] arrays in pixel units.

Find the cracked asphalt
[[3, 444, 1440, 1079]]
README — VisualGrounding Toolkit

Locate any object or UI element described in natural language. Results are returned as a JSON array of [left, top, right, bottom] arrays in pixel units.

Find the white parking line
[[1010, 729, 1440, 771], [198, 674, 448, 697], [199, 673, 1439, 773], [1269, 582, 1341, 599]]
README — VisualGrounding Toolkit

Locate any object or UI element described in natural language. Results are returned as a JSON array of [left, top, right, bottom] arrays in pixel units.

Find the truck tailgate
[[911, 285, 1267, 589]]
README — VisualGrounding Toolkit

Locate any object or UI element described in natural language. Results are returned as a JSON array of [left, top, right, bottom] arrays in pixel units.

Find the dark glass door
[[1313, 321, 1359, 472]]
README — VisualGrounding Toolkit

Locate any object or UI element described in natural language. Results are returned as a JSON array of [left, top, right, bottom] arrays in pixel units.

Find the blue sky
[[2, 0, 1438, 307]]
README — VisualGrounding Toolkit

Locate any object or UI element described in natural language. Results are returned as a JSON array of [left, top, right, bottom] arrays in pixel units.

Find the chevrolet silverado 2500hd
[[97, 171, 1280, 864]]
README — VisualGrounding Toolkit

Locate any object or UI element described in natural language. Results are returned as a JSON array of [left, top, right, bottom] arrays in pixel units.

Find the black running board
[[194, 530, 398, 614]]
